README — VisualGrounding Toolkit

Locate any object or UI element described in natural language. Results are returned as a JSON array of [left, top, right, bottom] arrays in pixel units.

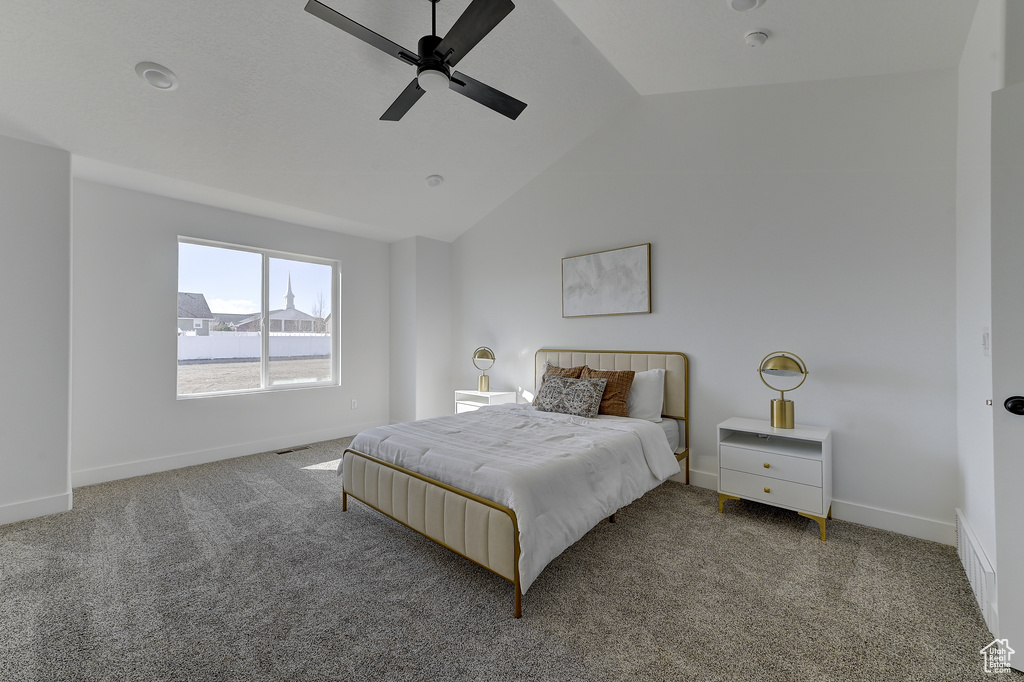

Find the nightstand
[[454, 390, 516, 413], [717, 417, 833, 540]]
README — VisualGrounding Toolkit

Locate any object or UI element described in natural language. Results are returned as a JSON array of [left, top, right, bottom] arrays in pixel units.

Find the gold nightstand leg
[[798, 512, 828, 541], [718, 493, 740, 513]]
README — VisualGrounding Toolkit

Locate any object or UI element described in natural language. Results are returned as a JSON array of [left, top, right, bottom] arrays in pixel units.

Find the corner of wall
[[1004, 0, 1024, 88], [0, 135, 72, 522], [0, 490, 72, 527]]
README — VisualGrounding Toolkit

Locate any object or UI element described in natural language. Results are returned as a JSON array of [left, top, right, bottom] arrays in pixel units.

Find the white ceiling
[[0, 0, 978, 243], [552, 0, 981, 96]]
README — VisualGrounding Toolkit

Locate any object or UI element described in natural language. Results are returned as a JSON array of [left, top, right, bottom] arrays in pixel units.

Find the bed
[[340, 349, 689, 617]]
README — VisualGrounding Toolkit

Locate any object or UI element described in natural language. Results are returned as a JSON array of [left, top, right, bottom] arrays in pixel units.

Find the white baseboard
[[72, 421, 380, 488], [680, 467, 718, 490], [683, 470, 955, 545], [0, 490, 72, 526], [832, 499, 956, 545]]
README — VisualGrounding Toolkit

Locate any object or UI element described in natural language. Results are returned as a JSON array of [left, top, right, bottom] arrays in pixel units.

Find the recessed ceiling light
[[730, 0, 766, 11], [425, 174, 444, 187], [135, 62, 178, 90]]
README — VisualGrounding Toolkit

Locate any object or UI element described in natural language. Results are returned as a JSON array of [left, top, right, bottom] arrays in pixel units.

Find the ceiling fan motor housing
[[416, 34, 451, 90]]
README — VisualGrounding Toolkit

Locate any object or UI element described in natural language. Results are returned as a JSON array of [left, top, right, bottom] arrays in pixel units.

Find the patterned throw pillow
[[534, 376, 608, 419], [580, 366, 636, 417], [532, 364, 586, 406]]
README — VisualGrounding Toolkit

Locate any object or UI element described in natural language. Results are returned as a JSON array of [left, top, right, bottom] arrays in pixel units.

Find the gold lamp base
[[478, 375, 490, 392], [770, 399, 794, 429]]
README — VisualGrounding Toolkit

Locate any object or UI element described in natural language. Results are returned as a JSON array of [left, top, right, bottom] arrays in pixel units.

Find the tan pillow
[[580, 366, 635, 417], [532, 364, 585, 405]]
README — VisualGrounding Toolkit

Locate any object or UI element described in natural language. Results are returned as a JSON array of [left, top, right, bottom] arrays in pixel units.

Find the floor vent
[[955, 508, 996, 630], [276, 446, 310, 455]]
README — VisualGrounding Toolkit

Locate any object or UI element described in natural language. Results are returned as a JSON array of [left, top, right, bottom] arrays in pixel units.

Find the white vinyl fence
[[178, 333, 330, 361]]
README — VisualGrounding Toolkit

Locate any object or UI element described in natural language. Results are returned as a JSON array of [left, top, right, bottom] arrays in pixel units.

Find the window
[[177, 239, 338, 397]]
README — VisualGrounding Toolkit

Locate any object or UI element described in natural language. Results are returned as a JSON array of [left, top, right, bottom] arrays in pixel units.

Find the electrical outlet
[[351, 399, 358, 409]]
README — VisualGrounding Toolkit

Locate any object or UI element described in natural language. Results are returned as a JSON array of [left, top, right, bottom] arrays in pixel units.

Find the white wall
[[0, 135, 72, 524], [413, 238, 452, 419], [390, 237, 417, 423], [956, 0, 1004, 579], [452, 69, 959, 543], [390, 236, 453, 423], [71, 180, 390, 485]]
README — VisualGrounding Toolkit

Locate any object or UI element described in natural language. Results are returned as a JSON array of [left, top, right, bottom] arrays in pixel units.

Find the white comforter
[[347, 403, 680, 593]]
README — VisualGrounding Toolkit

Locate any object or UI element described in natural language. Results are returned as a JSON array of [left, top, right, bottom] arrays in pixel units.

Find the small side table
[[455, 390, 516, 413], [717, 417, 833, 540]]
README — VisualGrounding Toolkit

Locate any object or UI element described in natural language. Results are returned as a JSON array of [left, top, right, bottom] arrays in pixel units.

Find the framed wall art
[[561, 243, 651, 318]]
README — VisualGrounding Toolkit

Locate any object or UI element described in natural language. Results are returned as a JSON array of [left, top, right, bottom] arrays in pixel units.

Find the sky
[[178, 242, 334, 316]]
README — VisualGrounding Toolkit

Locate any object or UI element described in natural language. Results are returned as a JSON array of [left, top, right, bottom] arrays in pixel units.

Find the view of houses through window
[[177, 239, 336, 396]]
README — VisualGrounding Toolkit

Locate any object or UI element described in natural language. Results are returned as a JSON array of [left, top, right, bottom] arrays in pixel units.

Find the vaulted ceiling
[[0, 0, 978, 242]]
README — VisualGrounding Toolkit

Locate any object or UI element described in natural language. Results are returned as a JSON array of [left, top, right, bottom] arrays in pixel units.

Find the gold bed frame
[[340, 349, 689, 618]]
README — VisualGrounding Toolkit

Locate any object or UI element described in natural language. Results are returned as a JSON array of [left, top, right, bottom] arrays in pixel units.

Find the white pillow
[[627, 368, 665, 422]]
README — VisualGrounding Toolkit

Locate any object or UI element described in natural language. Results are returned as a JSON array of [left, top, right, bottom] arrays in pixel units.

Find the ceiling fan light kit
[[305, 0, 527, 121], [415, 34, 450, 91], [417, 66, 450, 92]]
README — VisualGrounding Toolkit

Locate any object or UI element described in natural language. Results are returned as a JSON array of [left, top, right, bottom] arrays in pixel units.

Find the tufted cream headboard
[[534, 349, 688, 424]]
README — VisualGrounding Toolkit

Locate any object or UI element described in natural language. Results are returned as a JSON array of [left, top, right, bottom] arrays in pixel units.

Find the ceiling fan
[[305, 0, 527, 121]]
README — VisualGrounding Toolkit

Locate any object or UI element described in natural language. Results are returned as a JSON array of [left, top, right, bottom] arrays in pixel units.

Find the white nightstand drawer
[[720, 445, 822, 487], [719, 469, 823, 515]]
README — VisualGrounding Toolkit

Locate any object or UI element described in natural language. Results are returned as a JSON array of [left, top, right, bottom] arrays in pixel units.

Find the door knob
[[1005, 396, 1024, 415]]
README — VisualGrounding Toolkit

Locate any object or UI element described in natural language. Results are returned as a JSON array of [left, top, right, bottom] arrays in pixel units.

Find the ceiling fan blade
[[305, 0, 418, 66], [434, 0, 515, 68], [381, 79, 426, 121], [449, 71, 526, 120]]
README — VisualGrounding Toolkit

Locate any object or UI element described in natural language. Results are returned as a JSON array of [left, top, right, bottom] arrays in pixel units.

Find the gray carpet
[[0, 438, 1016, 681]]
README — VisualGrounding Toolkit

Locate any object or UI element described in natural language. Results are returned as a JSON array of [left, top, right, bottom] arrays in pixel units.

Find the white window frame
[[177, 237, 340, 398]]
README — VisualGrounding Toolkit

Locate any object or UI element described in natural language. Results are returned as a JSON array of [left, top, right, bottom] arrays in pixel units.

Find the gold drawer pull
[[763, 463, 770, 468], [764, 487, 771, 493]]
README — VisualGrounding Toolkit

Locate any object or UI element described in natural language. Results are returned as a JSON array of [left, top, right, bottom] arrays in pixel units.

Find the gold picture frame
[[561, 243, 651, 318]]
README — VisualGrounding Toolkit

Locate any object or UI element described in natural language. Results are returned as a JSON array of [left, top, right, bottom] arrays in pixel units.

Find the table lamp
[[472, 347, 495, 392], [758, 351, 808, 429]]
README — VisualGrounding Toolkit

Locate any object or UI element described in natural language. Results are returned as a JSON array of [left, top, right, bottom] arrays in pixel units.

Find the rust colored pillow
[[580, 366, 636, 417], [532, 364, 585, 405]]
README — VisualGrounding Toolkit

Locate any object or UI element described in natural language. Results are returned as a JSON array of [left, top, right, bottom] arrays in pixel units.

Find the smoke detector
[[745, 30, 769, 47]]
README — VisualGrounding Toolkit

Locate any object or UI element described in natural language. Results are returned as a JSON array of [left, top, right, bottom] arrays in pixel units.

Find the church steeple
[[285, 273, 295, 310]]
